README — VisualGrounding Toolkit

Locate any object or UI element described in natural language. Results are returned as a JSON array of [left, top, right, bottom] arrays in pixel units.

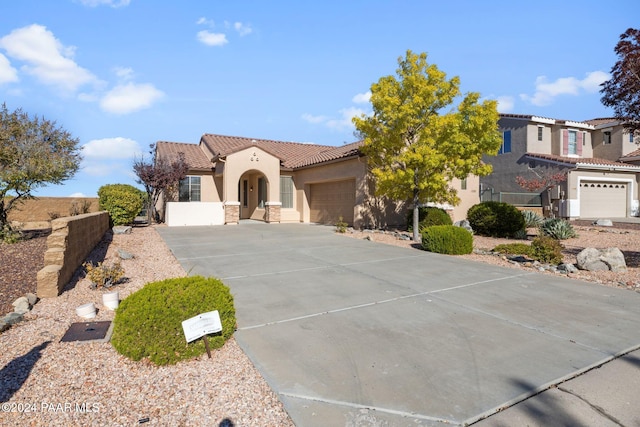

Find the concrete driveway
[[157, 223, 640, 426]]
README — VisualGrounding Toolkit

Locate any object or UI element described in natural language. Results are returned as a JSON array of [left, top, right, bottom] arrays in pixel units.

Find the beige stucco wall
[[451, 175, 480, 222], [224, 147, 281, 203], [526, 124, 553, 154], [199, 171, 219, 202]]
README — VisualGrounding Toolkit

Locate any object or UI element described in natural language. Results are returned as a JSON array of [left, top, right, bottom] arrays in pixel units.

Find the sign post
[[181, 311, 222, 358]]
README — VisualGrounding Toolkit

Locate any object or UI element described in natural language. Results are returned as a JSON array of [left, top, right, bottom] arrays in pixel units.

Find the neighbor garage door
[[310, 180, 356, 225], [580, 181, 627, 218]]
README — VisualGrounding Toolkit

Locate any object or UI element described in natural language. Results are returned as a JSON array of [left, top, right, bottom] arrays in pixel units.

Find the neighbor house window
[[499, 130, 511, 154], [460, 178, 467, 190], [630, 133, 635, 143], [179, 176, 201, 202], [567, 130, 577, 155], [257, 177, 266, 208], [280, 176, 293, 208], [583, 131, 587, 146], [537, 126, 543, 141], [603, 131, 612, 144]]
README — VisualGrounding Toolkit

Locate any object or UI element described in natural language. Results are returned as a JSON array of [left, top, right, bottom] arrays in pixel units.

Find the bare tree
[[133, 144, 188, 223]]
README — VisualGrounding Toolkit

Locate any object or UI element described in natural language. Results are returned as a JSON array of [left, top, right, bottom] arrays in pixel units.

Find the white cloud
[[302, 113, 328, 124], [0, 53, 18, 84], [496, 96, 514, 113], [196, 17, 214, 27], [68, 192, 88, 197], [0, 24, 98, 94], [520, 71, 610, 107], [326, 107, 366, 131], [100, 82, 164, 114], [352, 91, 371, 104], [76, 0, 130, 7], [82, 137, 141, 159], [114, 66, 134, 81], [233, 22, 253, 36], [197, 30, 228, 47]]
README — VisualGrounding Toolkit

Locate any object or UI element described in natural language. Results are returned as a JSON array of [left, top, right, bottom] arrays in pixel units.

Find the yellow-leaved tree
[[353, 50, 502, 241]]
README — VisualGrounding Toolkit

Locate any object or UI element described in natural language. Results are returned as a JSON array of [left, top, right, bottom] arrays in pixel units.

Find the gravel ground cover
[[0, 225, 294, 427]]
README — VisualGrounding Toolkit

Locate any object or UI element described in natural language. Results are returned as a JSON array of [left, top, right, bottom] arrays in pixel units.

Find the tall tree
[[353, 51, 502, 241], [0, 104, 81, 229], [600, 28, 640, 135], [133, 143, 188, 223]]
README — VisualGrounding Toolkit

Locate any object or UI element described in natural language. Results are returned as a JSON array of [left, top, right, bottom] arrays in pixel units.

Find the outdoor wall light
[[250, 186, 253, 192]]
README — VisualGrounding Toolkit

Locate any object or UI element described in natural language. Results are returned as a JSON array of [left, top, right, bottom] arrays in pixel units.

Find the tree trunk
[[412, 182, 420, 242]]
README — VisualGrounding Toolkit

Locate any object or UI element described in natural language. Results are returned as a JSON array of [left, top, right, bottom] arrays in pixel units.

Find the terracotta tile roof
[[620, 148, 640, 160], [156, 141, 213, 171], [584, 117, 619, 126], [199, 134, 363, 168], [525, 152, 640, 169]]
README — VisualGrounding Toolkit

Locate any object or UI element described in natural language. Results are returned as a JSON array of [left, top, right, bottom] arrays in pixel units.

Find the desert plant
[[421, 225, 473, 255], [111, 276, 236, 366], [335, 216, 348, 233], [539, 218, 577, 240], [521, 210, 543, 228], [0, 224, 22, 244], [493, 243, 533, 257], [47, 211, 62, 220], [531, 236, 564, 264], [407, 206, 453, 231], [83, 260, 125, 289], [467, 201, 525, 238], [69, 199, 92, 216], [98, 184, 145, 226], [512, 228, 529, 240]]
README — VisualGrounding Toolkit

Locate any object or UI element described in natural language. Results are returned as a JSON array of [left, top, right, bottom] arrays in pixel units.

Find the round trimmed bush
[[111, 276, 236, 366], [531, 236, 564, 264], [421, 225, 473, 255], [407, 206, 452, 231], [98, 183, 145, 226], [467, 201, 525, 238]]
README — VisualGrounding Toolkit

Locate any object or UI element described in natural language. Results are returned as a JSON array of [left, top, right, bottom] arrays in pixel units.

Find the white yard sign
[[182, 311, 222, 343]]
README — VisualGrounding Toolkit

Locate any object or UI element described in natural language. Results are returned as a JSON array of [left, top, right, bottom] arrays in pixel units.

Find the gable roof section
[[525, 152, 640, 171], [620, 147, 640, 162], [199, 133, 363, 169], [156, 141, 213, 171]]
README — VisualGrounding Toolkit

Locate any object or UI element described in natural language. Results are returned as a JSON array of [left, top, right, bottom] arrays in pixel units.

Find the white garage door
[[580, 182, 627, 218], [310, 180, 356, 225]]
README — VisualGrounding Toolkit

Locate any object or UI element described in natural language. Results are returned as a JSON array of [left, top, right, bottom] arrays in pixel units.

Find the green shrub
[[531, 236, 564, 264], [539, 218, 577, 240], [421, 225, 473, 255], [0, 224, 22, 244], [407, 206, 452, 231], [335, 216, 348, 233], [111, 276, 236, 366], [467, 201, 525, 238], [493, 243, 534, 257], [98, 184, 145, 226], [521, 210, 543, 228]]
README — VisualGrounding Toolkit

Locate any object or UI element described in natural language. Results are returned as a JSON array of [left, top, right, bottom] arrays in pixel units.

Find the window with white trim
[[630, 132, 635, 143], [499, 130, 511, 154], [567, 130, 577, 155], [179, 176, 201, 202], [603, 131, 612, 144], [537, 126, 543, 141], [460, 178, 467, 190], [280, 176, 293, 208]]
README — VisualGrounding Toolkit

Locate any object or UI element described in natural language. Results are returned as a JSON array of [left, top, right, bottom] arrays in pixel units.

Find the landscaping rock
[[576, 247, 626, 272], [118, 249, 135, 260], [113, 226, 132, 234], [26, 292, 38, 306], [558, 263, 578, 274], [593, 219, 613, 227], [12, 296, 30, 314], [454, 219, 473, 233], [3, 312, 24, 325]]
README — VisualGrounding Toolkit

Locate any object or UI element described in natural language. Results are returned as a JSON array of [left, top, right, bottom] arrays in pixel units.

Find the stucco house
[[481, 114, 640, 219], [155, 134, 477, 228]]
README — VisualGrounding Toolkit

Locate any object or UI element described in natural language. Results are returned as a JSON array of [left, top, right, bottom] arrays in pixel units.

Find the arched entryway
[[238, 170, 269, 221]]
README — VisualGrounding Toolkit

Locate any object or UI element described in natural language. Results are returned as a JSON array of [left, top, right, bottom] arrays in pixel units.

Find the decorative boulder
[[593, 219, 613, 227], [454, 219, 473, 233], [576, 247, 626, 272]]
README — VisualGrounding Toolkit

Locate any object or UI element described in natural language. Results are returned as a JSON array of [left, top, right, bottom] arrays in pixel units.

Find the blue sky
[[1, 0, 638, 197]]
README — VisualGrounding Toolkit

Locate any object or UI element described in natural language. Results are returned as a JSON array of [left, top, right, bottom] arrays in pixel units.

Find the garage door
[[310, 180, 356, 225], [580, 182, 627, 218]]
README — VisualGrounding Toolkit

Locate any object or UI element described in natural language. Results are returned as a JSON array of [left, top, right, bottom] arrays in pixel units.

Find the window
[[460, 178, 467, 190], [567, 130, 577, 155], [242, 180, 248, 208], [179, 176, 201, 202], [280, 176, 293, 208], [630, 133, 635, 143], [603, 131, 612, 144], [499, 130, 511, 154], [583, 131, 587, 146], [537, 126, 543, 141], [257, 177, 266, 208]]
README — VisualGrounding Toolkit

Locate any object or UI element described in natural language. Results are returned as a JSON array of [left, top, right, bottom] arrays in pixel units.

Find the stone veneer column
[[265, 202, 282, 223], [224, 201, 240, 225]]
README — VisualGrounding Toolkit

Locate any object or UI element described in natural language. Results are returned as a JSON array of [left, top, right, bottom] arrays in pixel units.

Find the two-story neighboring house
[[481, 114, 640, 219]]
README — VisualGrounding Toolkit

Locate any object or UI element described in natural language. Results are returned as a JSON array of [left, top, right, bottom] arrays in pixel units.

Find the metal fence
[[480, 190, 542, 207]]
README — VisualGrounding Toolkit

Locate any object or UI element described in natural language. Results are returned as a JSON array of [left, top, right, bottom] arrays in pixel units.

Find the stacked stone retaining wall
[[36, 211, 110, 298]]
